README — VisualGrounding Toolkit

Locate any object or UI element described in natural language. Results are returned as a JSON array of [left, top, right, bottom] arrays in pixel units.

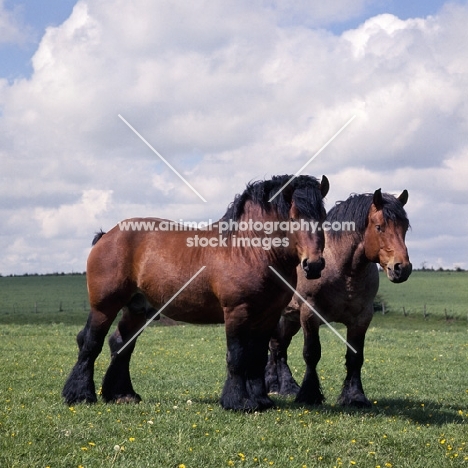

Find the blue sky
[[0, 0, 77, 80], [330, 0, 458, 32], [1, 0, 468, 274]]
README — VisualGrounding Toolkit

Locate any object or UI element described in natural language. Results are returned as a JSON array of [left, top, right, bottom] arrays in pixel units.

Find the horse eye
[[376, 225, 381, 232]]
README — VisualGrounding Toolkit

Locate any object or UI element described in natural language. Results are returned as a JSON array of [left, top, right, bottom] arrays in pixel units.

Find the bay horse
[[62, 174, 329, 412], [265, 189, 412, 407]]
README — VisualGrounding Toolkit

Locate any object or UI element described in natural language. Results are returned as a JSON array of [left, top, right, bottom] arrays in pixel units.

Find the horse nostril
[[388, 262, 412, 283], [302, 258, 325, 271], [301, 258, 324, 279]]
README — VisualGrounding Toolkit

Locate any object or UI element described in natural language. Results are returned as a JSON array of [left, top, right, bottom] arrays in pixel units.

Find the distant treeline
[[419, 266, 465, 272], [1, 267, 465, 277], [0, 272, 87, 277], [378, 266, 465, 273]]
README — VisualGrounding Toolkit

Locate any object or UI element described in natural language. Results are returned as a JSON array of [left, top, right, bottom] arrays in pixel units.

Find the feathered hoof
[[220, 394, 274, 412], [337, 392, 371, 408], [103, 393, 142, 404]]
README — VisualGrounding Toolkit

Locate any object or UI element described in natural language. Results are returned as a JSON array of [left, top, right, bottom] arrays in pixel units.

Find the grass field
[[0, 272, 467, 467], [376, 270, 468, 321]]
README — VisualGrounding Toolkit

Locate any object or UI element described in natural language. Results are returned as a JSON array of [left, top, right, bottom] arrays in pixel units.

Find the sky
[[1, 0, 467, 275]]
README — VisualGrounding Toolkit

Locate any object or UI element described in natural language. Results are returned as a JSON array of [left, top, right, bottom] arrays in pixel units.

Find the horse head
[[287, 175, 329, 279], [364, 188, 412, 283]]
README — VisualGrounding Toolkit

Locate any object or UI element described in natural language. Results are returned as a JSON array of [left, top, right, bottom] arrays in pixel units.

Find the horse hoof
[[103, 393, 142, 404], [62, 390, 97, 406], [256, 395, 275, 411], [64, 395, 97, 405], [295, 395, 325, 406], [220, 396, 269, 412], [278, 382, 301, 397], [295, 389, 325, 406], [337, 393, 371, 408], [266, 384, 280, 394], [116, 394, 142, 404]]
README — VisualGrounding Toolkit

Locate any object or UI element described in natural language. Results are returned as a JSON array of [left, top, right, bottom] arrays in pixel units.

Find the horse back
[[86, 219, 224, 323], [86, 218, 292, 325]]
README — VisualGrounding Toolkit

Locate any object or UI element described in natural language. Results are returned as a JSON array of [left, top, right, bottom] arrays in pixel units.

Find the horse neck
[[325, 231, 371, 277], [230, 208, 299, 267]]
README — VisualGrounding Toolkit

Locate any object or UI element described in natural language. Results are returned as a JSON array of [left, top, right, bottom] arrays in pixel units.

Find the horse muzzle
[[302, 257, 325, 279], [387, 261, 412, 283]]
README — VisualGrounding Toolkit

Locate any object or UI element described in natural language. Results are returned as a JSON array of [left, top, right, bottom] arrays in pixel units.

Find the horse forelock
[[289, 175, 325, 221], [380, 194, 410, 228], [327, 193, 409, 238], [221, 175, 324, 222]]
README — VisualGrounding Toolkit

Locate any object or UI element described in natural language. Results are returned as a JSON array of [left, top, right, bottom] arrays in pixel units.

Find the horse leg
[[295, 319, 324, 405], [220, 328, 256, 412], [220, 313, 274, 412], [265, 322, 282, 394], [265, 316, 301, 396], [337, 324, 372, 408], [101, 294, 149, 403], [245, 331, 275, 410], [62, 310, 116, 405]]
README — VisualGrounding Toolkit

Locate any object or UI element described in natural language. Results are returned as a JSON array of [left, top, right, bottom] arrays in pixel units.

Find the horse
[[265, 189, 412, 407], [62, 174, 329, 412]]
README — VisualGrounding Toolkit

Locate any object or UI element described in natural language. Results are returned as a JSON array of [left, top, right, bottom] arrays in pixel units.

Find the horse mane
[[327, 192, 409, 238], [221, 175, 324, 222], [92, 230, 106, 246]]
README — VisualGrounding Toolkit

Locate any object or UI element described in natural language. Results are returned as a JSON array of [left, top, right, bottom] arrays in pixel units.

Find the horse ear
[[320, 175, 330, 198], [373, 188, 383, 210], [398, 189, 408, 206]]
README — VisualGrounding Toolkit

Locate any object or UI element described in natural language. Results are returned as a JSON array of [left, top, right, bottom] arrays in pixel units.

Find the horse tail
[[92, 230, 106, 246]]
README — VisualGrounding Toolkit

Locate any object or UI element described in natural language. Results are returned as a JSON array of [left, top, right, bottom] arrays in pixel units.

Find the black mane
[[222, 175, 325, 222], [327, 192, 409, 238]]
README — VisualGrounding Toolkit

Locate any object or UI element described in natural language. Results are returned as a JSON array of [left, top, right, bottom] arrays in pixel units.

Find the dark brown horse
[[265, 189, 411, 407], [62, 174, 329, 411]]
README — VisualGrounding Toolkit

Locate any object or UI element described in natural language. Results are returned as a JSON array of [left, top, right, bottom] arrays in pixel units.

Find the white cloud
[[444, 149, 468, 192], [34, 189, 113, 238], [0, 0, 29, 45], [1, 0, 468, 273]]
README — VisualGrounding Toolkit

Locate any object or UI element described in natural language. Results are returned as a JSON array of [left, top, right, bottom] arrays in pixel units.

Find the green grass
[[0, 273, 467, 467], [377, 270, 468, 321], [0, 275, 89, 325]]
